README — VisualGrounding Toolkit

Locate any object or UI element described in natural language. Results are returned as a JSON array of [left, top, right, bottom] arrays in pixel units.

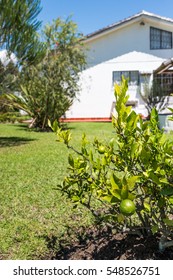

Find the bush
[[50, 78, 173, 251], [0, 112, 30, 123]]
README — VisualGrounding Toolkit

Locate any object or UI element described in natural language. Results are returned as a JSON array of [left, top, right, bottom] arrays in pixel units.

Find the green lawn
[[0, 122, 113, 259]]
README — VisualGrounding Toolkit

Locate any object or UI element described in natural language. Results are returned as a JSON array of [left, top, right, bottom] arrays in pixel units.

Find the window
[[154, 72, 173, 95], [150, 27, 172, 49], [140, 73, 149, 81], [112, 71, 139, 85]]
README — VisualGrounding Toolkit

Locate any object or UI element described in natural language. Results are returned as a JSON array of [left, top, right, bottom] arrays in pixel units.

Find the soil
[[47, 226, 173, 260]]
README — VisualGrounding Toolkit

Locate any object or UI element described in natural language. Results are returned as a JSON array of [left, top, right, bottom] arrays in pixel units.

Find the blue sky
[[38, 0, 173, 35]]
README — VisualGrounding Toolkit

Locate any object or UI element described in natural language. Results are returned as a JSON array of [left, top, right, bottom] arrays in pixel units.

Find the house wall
[[86, 20, 173, 67], [66, 51, 165, 119], [66, 62, 114, 119], [65, 16, 173, 120]]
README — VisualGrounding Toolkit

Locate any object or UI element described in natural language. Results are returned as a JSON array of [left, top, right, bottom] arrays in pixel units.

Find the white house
[[65, 10, 173, 122]]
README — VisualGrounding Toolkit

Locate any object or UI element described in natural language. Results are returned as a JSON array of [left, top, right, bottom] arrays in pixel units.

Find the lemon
[[119, 199, 136, 216], [98, 145, 105, 154]]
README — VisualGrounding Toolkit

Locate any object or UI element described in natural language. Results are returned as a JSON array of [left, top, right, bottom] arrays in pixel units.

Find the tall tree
[[0, 59, 19, 112], [6, 17, 86, 129], [0, 59, 19, 94], [0, 0, 45, 64]]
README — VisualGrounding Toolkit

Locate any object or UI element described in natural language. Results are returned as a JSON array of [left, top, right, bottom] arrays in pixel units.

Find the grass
[[0, 122, 114, 259]]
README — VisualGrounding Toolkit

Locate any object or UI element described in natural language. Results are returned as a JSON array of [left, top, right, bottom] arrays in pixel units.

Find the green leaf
[[169, 197, 173, 205], [126, 176, 139, 191], [158, 197, 165, 208], [111, 189, 121, 200], [149, 172, 160, 184], [150, 107, 158, 123], [126, 111, 139, 131], [163, 218, 173, 227], [130, 142, 138, 159], [109, 183, 121, 200], [101, 195, 113, 203], [48, 119, 52, 129], [20, 85, 28, 96], [89, 150, 94, 162], [81, 133, 88, 146], [159, 178, 169, 185], [160, 187, 173, 196], [102, 156, 107, 166], [143, 202, 151, 212], [110, 173, 120, 189], [109, 138, 115, 146], [128, 193, 136, 200], [168, 107, 173, 114], [121, 185, 128, 199], [68, 154, 74, 167], [151, 225, 159, 234], [111, 196, 121, 203], [72, 196, 80, 202], [117, 213, 125, 223], [52, 119, 59, 133]]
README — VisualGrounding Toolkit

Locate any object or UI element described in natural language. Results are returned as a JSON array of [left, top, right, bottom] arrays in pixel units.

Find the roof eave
[[84, 11, 173, 43], [85, 14, 142, 42]]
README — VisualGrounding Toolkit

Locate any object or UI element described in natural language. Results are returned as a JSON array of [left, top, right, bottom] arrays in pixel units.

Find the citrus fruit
[[119, 199, 136, 216], [98, 145, 105, 154]]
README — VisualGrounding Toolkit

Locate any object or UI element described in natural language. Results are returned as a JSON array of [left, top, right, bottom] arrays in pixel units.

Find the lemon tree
[[50, 77, 173, 251]]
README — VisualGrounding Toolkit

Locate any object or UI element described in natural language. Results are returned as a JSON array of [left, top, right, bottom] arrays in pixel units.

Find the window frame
[[150, 26, 172, 50], [112, 70, 139, 86]]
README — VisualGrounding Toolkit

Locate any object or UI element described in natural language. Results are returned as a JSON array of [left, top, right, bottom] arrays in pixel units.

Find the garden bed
[[50, 226, 173, 260]]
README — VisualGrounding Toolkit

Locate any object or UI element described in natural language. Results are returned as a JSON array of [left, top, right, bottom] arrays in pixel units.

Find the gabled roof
[[99, 51, 164, 73], [85, 51, 165, 75], [107, 51, 163, 64], [85, 11, 173, 41]]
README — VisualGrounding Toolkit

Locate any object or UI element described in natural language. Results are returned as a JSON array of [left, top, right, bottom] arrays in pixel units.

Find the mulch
[[46, 226, 173, 260]]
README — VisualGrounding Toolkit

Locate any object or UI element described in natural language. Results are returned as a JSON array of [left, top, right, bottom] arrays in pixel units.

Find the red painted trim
[[60, 117, 112, 123]]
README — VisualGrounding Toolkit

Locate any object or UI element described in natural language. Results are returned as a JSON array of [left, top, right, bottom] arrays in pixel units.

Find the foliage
[[0, 59, 20, 113], [0, 0, 45, 65], [50, 78, 173, 251], [0, 60, 19, 93], [140, 77, 169, 117], [5, 17, 86, 130], [0, 112, 30, 123], [0, 0, 45, 117]]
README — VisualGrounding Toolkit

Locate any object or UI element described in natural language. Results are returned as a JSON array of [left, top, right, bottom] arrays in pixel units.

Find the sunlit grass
[[0, 122, 113, 259]]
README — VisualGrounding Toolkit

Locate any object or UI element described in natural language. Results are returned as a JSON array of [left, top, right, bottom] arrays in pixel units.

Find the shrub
[[0, 112, 30, 123], [50, 78, 173, 251]]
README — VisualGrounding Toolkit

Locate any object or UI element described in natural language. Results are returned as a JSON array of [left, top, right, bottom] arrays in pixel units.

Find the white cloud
[[0, 50, 17, 65]]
